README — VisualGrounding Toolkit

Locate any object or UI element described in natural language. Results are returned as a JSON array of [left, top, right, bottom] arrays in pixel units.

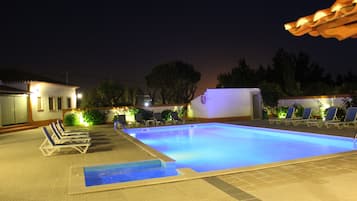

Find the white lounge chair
[[269, 106, 295, 125], [52, 122, 89, 137], [49, 123, 91, 144], [325, 107, 357, 129], [39, 127, 91, 156], [153, 112, 164, 126], [134, 113, 149, 127], [306, 107, 338, 128], [56, 119, 89, 135]]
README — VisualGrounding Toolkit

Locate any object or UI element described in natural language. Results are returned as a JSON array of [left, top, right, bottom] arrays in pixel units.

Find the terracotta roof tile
[[285, 0, 357, 40]]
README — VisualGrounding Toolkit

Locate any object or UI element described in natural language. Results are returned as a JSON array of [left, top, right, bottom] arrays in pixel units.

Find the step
[[0, 124, 38, 134]]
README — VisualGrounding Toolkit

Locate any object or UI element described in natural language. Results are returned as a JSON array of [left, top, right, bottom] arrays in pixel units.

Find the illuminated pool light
[[124, 123, 356, 172]]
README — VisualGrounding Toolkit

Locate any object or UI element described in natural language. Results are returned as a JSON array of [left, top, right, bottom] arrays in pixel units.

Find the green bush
[[83, 110, 106, 125], [161, 110, 173, 121], [293, 103, 304, 117], [64, 113, 80, 126], [276, 106, 288, 118]]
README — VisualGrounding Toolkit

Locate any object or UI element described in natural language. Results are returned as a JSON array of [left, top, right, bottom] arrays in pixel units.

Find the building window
[[67, 97, 72, 109], [37, 97, 44, 112], [49, 97, 55, 111], [57, 97, 62, 110]]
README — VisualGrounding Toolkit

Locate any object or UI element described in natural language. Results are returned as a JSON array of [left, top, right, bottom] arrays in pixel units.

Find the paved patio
[[1, 121, 356, 201]]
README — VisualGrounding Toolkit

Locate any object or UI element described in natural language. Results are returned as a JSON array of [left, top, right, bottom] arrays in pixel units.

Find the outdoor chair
[[49, 123, 91, 144], [171, 111, 183, 124], [56, 119, 89, 135], [269, 106, 295, 125], [114, 114, 127, 129], [325, 107, 357, 129], [135, 113, 149, 127], [285, 107, 313, 126], [52, 122, 89, 137], [39, 127, 91, 156], [153, 112, 164, 126], [306, 106, 338, 128]]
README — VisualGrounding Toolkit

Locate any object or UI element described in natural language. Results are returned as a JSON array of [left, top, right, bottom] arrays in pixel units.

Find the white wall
[[278, 95, 351, 116], [88, 105, 185, 123], [29, 81, 78, 121], [140, 105, 184, 113], [188, 88, 262, 119]]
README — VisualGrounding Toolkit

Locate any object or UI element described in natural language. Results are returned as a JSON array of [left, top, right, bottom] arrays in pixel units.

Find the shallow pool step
[[84, 160, 178, 187]]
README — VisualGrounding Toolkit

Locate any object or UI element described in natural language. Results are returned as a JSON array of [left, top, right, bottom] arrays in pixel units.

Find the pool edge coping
[[68, 150, 357, 195], [68, 123, 357, 195]]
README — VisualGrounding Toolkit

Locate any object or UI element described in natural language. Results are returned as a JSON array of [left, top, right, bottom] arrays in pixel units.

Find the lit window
[[37, 97, 43, 112], [49, 97, 55, 111], [57, 97, 62, 110]]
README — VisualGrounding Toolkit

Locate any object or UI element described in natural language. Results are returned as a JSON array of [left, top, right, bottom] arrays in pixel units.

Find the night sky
[[1, 1, 356, 95]]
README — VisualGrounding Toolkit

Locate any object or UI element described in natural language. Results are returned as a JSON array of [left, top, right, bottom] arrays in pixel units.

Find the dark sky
[[1, 1, 355, 95]]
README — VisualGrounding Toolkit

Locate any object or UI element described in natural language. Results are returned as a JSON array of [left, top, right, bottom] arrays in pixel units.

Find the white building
[[0, 80, 78, 127], [187, 88, 262, 120]]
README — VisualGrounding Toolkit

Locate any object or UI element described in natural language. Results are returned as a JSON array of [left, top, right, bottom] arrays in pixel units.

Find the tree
[[272, 48, 300, 96], [337, 71, 357, 94], [80, 88, 102, 108], [96, 80, 124, 106], [146, 61, 201, 104], [81, 80, 124, 107], [258, 81, 285, 107], [216, 48, 357, 105], [122, 87, 142, 106], [217, 59, 257, 88]]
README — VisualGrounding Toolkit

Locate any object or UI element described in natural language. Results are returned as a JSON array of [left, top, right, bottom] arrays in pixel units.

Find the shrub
[[64, 113, 80, 126], [276, 106, 288, 118], [161, 110, 173, 121], [83, 110, 106, 125], [292, 103, 304, 117]]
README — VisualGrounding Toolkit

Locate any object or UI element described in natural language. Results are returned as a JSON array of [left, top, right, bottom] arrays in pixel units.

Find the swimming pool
[[124, 123, 356, 172]]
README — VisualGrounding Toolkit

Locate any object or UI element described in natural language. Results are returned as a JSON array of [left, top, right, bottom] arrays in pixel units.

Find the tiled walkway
[[1, 121, 357, 201], [218, 152, 357, 200]]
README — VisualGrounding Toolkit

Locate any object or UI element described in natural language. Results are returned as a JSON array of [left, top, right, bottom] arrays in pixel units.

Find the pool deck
[[1, 121, 356, 201]]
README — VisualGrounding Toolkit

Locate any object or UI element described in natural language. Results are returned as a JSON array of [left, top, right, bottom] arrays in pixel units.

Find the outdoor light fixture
[[76, 92, 83, 108], [77, 93, 83, 99]]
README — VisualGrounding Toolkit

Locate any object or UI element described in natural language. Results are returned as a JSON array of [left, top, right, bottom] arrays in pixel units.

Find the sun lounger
[[306, 106, 338, 128], [153, 112, 164, 126], [56, 119, 89, 135], [285, 107, 313, 126], [39, 127, 91, 156], [171, 111, 183, 124], [50, 122, 90, 142], [114, 114, 127, 129], [269, 106, 295, 125], [325, 107, 357, 129]]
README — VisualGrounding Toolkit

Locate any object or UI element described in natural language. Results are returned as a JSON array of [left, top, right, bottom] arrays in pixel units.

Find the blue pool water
[[124, 123, 356, 172], [84, 160, 178, 186]]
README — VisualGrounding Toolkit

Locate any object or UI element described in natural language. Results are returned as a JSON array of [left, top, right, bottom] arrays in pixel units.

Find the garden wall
[[278, 94, 351, 116], [62, 105, 185, 125], [188, 88, 262, 119]]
